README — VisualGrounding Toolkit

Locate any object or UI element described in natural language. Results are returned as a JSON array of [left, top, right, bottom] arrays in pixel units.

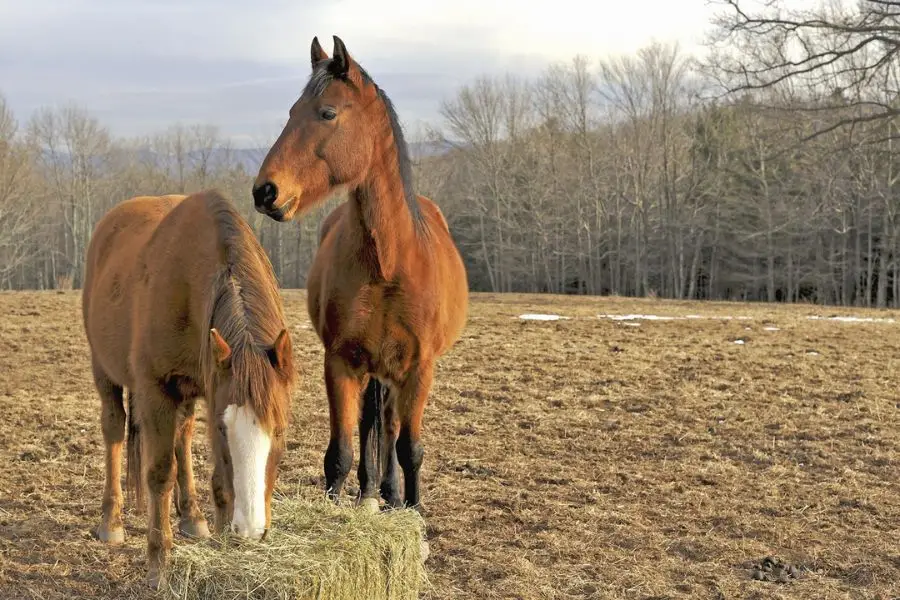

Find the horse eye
[[320, 107, 337, 121]]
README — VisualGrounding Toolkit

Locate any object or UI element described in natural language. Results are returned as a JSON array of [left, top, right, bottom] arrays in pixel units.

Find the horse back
[[416, 194, 451, 234], [416, 194, 469, 355]]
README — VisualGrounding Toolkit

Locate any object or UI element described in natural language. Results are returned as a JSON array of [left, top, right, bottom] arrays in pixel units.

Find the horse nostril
[[252, 182, 278, 209]]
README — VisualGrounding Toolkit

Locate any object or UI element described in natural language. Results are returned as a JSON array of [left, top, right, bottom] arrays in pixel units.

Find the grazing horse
[[252, 35, 468, 511], [82, 190, 296, 587]]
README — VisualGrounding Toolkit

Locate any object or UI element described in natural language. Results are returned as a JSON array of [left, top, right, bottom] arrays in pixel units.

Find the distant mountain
[[214, 141, 454, 171], [37, 140, 455, 173], [408, 140, 456, 159]]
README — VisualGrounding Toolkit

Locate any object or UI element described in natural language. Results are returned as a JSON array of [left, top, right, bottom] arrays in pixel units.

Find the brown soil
[[0, 290, 898, 599]]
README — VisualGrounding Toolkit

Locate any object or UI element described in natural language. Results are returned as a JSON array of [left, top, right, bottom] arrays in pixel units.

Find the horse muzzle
[[252, 181, 299, 222]]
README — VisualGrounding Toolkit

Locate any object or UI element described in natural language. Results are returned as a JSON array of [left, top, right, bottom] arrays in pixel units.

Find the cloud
[[0, 0, 716, 143]]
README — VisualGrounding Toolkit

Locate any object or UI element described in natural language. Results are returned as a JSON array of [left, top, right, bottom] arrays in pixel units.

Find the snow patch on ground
[[514, 311, 899, 328], [518, 314, 571, 321], [600, 314, 676, 321], [807, 315, 896, 323], [598, 314, 754, 322]]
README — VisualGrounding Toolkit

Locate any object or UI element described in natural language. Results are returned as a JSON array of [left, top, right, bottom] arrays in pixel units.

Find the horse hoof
[[420, 540, 430, 561], [97, 525, 125, 545], [146, 570, 161, 591], [357, 497, 380, 514], [179, 519, 211, 539], [380, 496, 403, 511]]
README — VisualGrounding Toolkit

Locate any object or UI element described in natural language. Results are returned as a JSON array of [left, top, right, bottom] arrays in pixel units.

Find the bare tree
[[27, 104, 111, 287], [708, 0, 900, 138], [440, 76, 532, 292], [598, 42, 695, 297], [0, 95, 40, 287]]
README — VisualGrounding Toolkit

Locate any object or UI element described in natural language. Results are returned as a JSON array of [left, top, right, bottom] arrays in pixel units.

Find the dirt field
[[0, 290, 898, 599]]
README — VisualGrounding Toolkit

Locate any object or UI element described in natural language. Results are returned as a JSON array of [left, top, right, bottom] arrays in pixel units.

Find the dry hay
[[163, 497, 428, 600]]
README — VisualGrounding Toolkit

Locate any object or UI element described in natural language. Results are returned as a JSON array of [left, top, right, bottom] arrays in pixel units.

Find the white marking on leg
[[222, 404, 271, 539]]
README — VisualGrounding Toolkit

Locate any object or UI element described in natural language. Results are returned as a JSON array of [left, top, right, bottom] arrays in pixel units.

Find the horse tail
[[360, 377, 384, 498], [125, 389, 144, 512], [373, 378, 384, 488]]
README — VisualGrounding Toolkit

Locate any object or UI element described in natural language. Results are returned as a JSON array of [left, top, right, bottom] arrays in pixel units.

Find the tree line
[[4, 0, 900, 306]]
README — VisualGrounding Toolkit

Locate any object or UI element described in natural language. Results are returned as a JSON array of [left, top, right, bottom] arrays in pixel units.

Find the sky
[[0, 0, 719, 146]]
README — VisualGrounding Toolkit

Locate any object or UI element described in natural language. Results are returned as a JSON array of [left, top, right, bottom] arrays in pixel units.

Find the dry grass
[[0, 290, 899, 599], [164, 497, 426, 600]]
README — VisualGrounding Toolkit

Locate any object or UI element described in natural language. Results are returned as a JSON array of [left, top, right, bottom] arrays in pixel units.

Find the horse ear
[[311, 36, 328, 68], [329, 35, 351, 78], [266, 329, 292, 373], [209, 328, 232, 367]]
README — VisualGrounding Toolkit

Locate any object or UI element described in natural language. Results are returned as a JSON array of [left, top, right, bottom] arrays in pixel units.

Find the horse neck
[[349, 152, 417, 281]]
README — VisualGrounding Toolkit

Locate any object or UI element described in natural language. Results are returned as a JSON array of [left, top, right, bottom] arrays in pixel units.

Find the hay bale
[[163, 497, 428, 600]]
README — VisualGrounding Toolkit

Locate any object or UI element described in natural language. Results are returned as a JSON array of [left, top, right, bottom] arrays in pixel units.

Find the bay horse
[[252, 35, 468, 511], [82, 190, 296, 588]]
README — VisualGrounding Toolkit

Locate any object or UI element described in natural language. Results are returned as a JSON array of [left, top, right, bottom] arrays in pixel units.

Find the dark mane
[[304, 60, 424, 231], [199, 191, 293, 431]]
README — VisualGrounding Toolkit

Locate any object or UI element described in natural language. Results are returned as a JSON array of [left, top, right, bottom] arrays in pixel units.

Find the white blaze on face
[[222, 403, 271, 539]]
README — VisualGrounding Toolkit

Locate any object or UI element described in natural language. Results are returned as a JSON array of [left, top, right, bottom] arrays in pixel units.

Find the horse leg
[[208, 406, 233, 533], [380, 391, 402, 509], [396, 362, 434, 510], [136, 383, 178, 590], [93, 360, 126, 544], [173, 400, 210, 539], [324, 354, 362, 502], [356, 376, 380, 511], [210, 455, 233, 534]]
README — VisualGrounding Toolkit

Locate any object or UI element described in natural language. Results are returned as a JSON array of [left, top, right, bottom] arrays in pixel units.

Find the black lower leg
[[380, 444, 402, 508], [397, 428, 424, 508], [324, 438, 352, 501]]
